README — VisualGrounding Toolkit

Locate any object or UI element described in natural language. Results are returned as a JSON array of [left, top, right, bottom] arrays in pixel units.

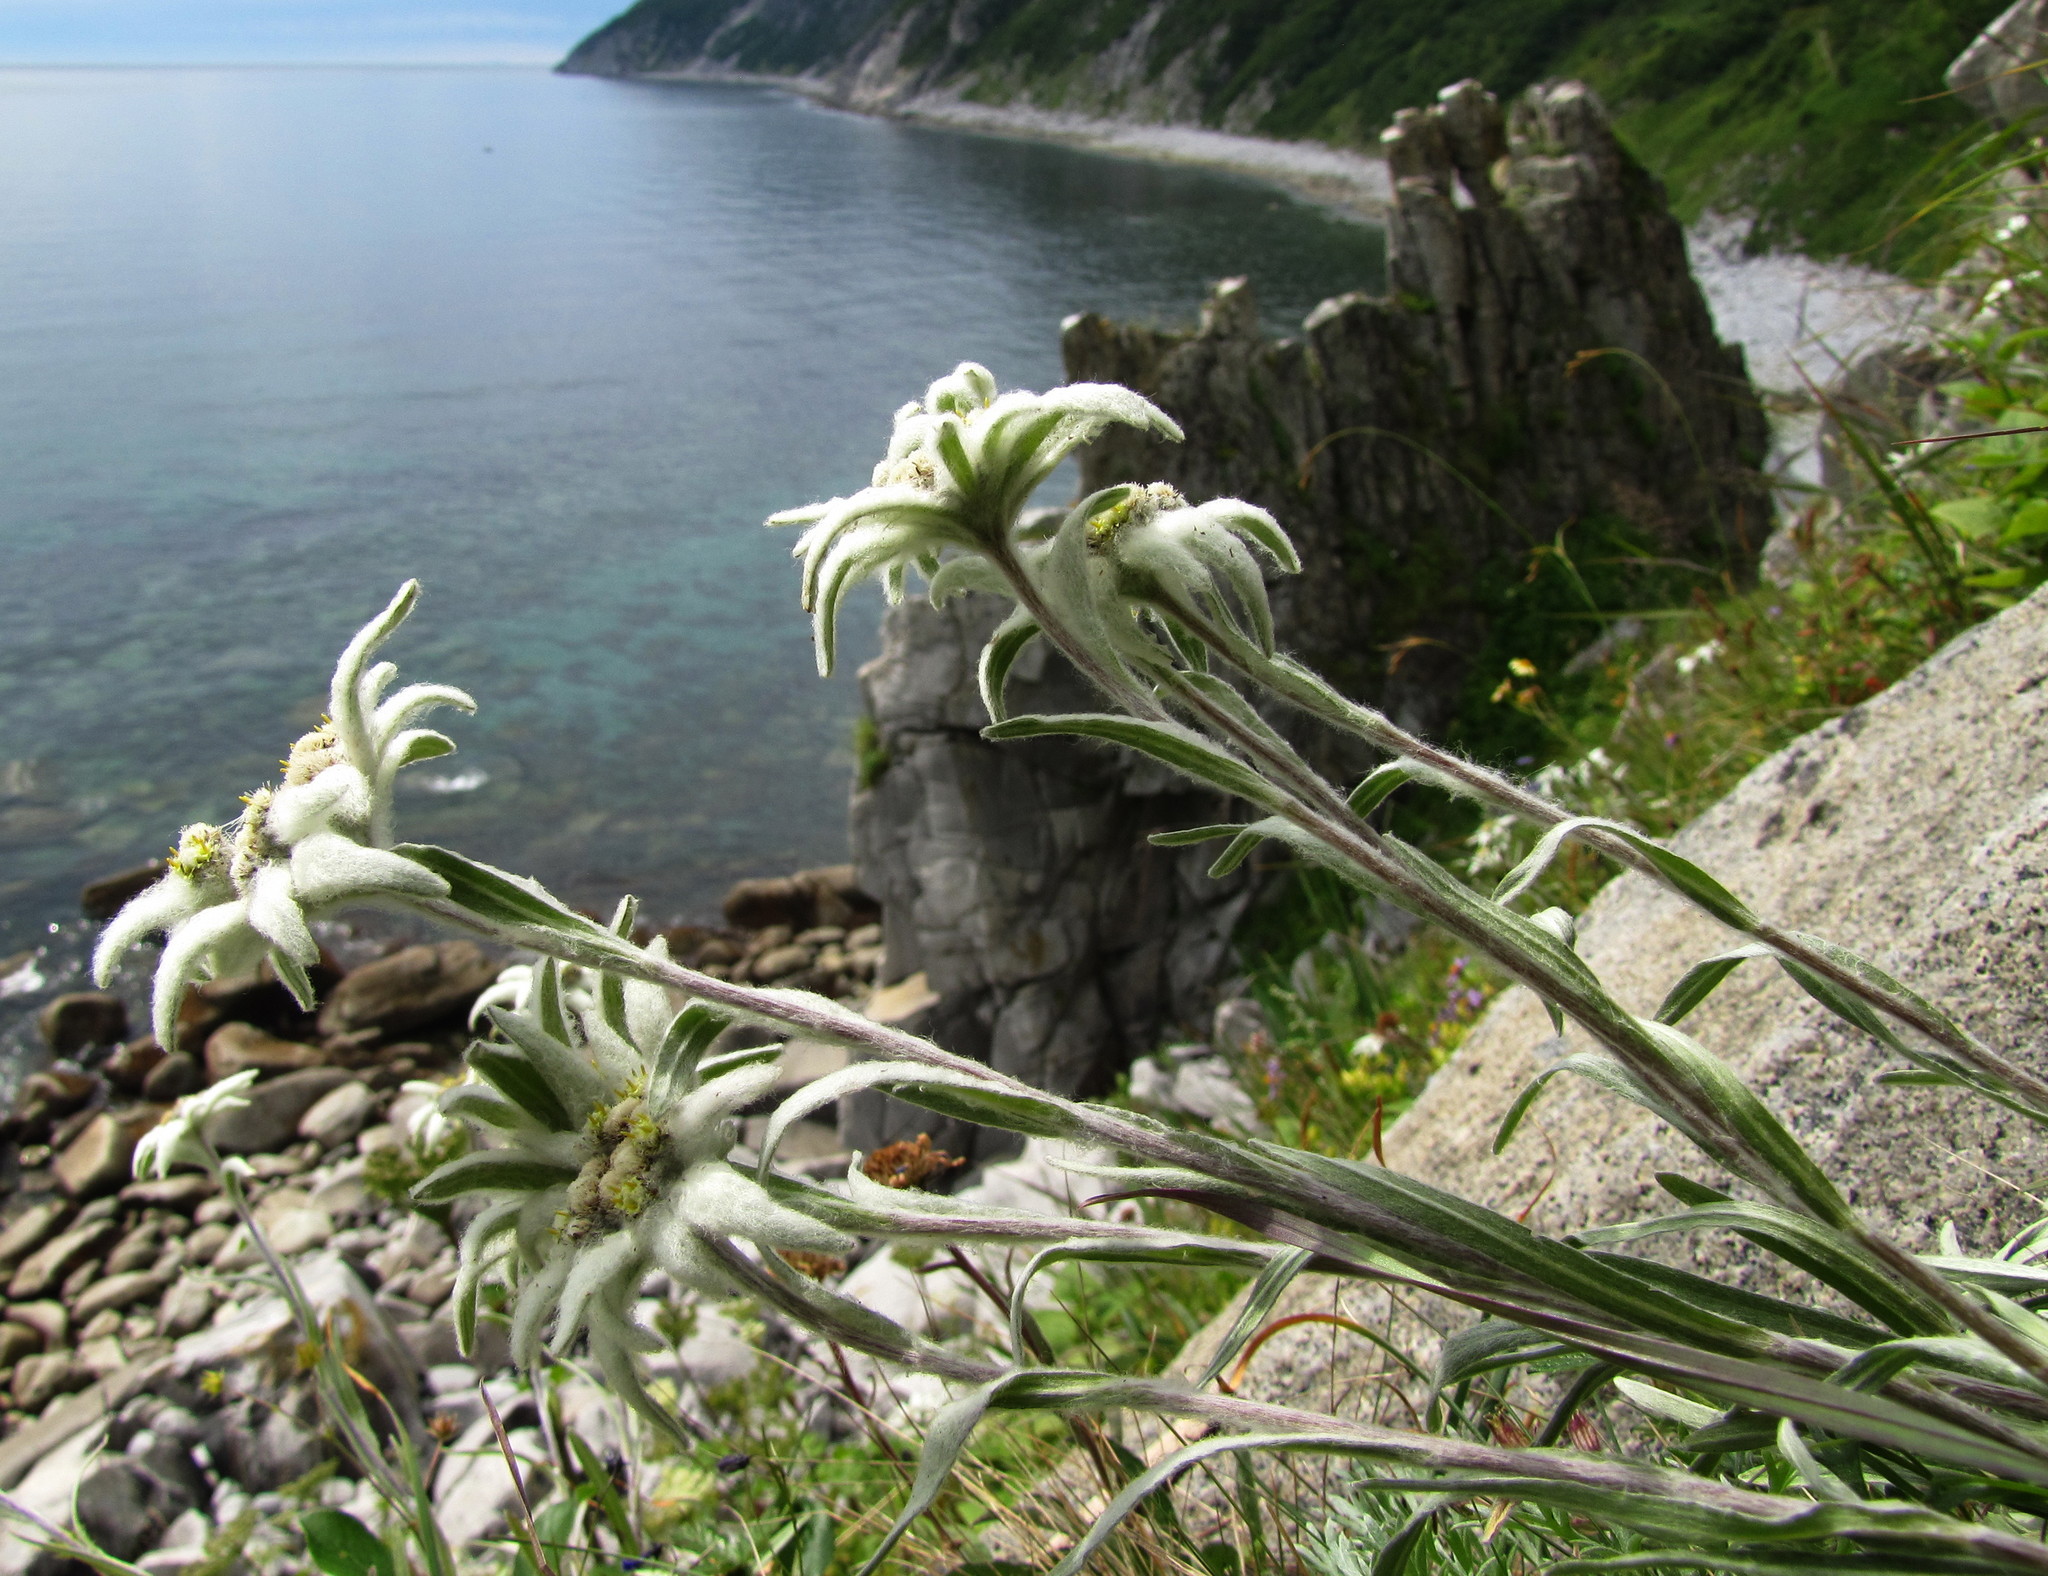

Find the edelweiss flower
[[133, 1069, 261, 1179], [93, 583, 474, 1050], [417, 938, 852, 1444], [769, 362, 1182, 673]]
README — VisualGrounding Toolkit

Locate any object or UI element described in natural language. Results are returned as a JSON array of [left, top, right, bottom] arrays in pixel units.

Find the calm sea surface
[[0, 66, 1383, 1065]]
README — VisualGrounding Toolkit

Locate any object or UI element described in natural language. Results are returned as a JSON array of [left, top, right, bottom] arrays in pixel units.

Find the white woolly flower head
[[416, 923, 853, 1447], [133, 1069, 261, 1180], [92, 583, 476, 1052], [768, 363, 1183, 675]]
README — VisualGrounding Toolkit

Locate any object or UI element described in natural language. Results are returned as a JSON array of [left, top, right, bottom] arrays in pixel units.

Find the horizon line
[[0, 58, 569, 70]]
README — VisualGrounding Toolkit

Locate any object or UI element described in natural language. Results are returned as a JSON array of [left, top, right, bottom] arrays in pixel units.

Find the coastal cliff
[[843, 77, 1769, 1149], [559, 0, 2004, 258]]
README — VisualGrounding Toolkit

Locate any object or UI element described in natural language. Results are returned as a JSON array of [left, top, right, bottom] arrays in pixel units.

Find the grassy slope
[[570, 0, 2008, 260], [946, 0, 2006, 260]]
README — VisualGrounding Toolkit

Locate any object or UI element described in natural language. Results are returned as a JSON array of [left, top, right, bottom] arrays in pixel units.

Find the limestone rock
[[1948, 0, 2048, 127], [1386, 588, 2048, 1257], [203, 1068, 351, 1155], [119, 1174, 215, 1212], [54, 1107, 166, 1200], [849, 592, 1252, 1164], [1064, 81, 1766, 750], [204, 1022, 323, 1082], [297, 1080, 376, 1150], [37, 993, 128, 1056], [1177, 585, 2048, 1423]]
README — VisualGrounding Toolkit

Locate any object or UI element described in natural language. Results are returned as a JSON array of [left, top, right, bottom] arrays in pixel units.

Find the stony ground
[[0, 862, 891, 1575]]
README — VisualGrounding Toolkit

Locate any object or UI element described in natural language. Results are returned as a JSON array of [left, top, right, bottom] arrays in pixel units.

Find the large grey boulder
[[1949, 0, 2048, 127], [1178, 584, 2048, 1417], [849, 591, 1251, 1162]]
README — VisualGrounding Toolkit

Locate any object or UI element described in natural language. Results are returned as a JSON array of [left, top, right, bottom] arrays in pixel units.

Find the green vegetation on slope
[[937, 0, 2007, 261], [569, 0, 2009, 261]]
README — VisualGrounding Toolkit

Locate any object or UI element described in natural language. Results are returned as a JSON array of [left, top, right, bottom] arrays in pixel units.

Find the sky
[[0, 1, 626, 64]]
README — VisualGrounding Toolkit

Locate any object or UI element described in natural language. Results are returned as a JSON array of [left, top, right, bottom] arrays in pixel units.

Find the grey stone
[[11, 1350, 90, 1411], [120, 1170, 217, 1211], [0, 1321, 41, 1368], [317, 940, 499, 1038], [54, 1107, 165, 1200], [848, 591, 1253, 1166], [72, 1271, 171, 1325], [296, 1081, 376, 1149], [9, 1217, 117, 1298], [203, 1022, 323, 1083], [174, 1252, 420, 1436], [9, 1302, 67, 1350], [432, 1420, 552, 1553], [142, 1051, 203, 1104], [37, 992, 128, 1056], [1949, 0, 2048, 126], [209, 1388, 326, 1493], [75, 1456, 185, 1560], [0, 1201, 72, 1270], [156, 1277, 219, 1340], [1176, 586, 2048, 1429], [1168, 1059, 1265, 1137], [203, 1068, 351, 1155]]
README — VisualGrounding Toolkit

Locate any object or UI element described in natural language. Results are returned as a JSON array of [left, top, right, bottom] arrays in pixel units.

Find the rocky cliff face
[[845, 591, 1248, 1162], [1064, 79, 1770, 746], [845, 80, 1768, 1148]]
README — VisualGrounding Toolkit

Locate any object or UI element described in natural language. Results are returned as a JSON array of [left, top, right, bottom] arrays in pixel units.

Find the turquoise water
[[0, 67, 1383, 1040]]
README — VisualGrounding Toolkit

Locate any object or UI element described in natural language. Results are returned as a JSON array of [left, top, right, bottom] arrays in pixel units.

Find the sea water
[[0, 66, 1383, 1067]]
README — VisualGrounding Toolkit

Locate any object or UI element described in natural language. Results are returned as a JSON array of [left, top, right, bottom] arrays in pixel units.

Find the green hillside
[[568, 0, 2010, 262]]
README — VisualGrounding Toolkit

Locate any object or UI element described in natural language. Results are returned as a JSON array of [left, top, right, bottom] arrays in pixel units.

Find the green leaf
[[983, 713, 1275, 805], [1434, 1319, 1567, 1392], [1195, 1246, 1316, 1388], [2003, 498, 2048, 542], [1368, 1501, 1442, 1576], [651, 1001, 731, 1107], [758, 1061, 1000, 1179], [978, 605, 1042, 724], [465, 1043, 574, 1132], [1346, 761, 1414, 816], [888, 1079, 1090, 1140], [1612, 1376, 1722, 1429], [854, 1374, 1013, 1576], [1931, 496, 2008, 539], [393, 730, 456, 766], [1572, 1201, 1947, 1336], [1656, 945, 1772, 1026], [411, 1152, 579, 1205], [1147, 824, 1247, 847], [1493, 817, 1758, 930], [271, 950, 318, 1012], [1584, 1254, 1882, 1348], [798, 1509, 835, 1576], [441, 1084, 527, 1130], [301, 1511, 396, 1576], [1208, 824, 1271, 878], [394, 844, 607, 937], [565, 1431, 634, 1546], [1494, 1053, 1681, 1156]]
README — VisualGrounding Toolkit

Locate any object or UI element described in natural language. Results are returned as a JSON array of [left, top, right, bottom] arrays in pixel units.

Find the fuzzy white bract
[[769, 362, 1182, 673], [421, 941, 853, 1445], [92, 583, 473, 1051], [133, 1068, 261, 1179]]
